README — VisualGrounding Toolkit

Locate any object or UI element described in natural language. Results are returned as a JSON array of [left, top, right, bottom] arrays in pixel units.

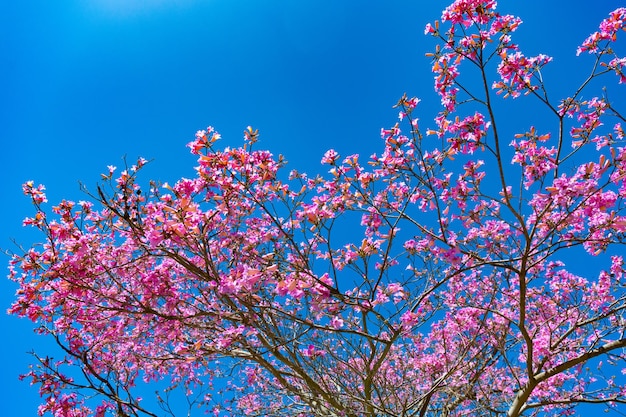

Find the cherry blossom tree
[[9, 1, 626, 416]]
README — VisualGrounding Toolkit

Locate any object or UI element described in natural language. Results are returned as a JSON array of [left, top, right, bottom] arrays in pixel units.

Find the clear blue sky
[[1, 1, 623, 415]]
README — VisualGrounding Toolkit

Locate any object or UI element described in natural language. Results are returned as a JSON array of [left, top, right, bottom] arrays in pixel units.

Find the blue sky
[[1, 1, 624, 415]]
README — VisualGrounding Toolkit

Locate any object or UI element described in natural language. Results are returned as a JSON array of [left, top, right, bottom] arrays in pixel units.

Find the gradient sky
[[1, 1, 624, 415]]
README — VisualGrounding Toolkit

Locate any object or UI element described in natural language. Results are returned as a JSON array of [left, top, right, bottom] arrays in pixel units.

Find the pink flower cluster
[[578, 8, 626, 83], [493, 52, 552, 98], [578, 8, 626, 55]]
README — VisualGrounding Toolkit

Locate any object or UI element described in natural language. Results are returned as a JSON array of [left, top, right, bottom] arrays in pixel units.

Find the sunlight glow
[[87, 0, 202, 19]]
